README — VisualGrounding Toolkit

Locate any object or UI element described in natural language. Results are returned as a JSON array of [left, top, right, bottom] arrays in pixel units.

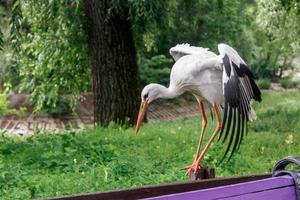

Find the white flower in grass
[[285, 134, 293, 145]]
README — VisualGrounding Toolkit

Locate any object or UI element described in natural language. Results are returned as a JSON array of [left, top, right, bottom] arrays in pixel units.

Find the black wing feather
[[220, 51, 261, 161], [238, 110, 245, 151], [230, 106, 241, 160], [221, 104, 233, 143], [223, 108, 237, 160], [236, 85, 247, 150]]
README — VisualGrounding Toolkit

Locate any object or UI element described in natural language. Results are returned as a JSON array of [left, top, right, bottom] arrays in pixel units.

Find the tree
[[83, 0, 167, 126], [5, 0, 165, 125], [9, 0, 90, 112], [253, 0, 300, 79], [84, 0, 139, 126]]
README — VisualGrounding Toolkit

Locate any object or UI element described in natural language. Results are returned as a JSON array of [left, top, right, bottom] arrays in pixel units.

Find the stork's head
[[135, 84, 162, 134], [141, 83, 164, 103]]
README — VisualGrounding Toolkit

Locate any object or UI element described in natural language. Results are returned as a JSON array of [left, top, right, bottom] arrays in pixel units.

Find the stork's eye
[[143, 93, 148, 100]]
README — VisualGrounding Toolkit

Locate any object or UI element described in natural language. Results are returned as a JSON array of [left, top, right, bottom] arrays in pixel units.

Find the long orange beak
[[135, 101, 148, 134]]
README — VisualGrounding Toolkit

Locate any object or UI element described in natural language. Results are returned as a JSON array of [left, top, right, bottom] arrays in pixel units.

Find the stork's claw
[[181, 162, 201, 176]]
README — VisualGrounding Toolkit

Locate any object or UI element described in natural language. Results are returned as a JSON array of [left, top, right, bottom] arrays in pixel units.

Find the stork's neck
[[156, 84, 181, 99]]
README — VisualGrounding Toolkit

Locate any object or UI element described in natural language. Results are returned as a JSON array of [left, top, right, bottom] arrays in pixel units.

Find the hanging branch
[[10, 0, 22, 57]]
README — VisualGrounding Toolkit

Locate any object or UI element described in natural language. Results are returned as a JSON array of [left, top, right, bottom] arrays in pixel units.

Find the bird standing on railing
[[135, 43, 261, 175]]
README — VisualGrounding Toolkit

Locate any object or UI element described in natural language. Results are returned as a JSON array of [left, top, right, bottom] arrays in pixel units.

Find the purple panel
[[223, 186, 296, 200], [145, 176, 295, 200]]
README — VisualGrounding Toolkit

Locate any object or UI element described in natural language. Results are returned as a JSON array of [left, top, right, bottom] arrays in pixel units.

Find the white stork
[[135, 43, 261, 174]]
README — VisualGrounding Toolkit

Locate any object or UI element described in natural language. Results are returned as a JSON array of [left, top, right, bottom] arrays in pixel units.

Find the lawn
[[0, 91, 300, 199]]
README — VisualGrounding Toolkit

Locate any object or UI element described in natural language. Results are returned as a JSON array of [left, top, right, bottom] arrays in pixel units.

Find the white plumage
[[169, 43, 213, 61], [168, 44, 223, 107], [136, 43, 261, 175]]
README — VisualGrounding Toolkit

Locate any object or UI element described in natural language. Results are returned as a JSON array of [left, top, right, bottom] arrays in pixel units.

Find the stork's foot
[[181, 161, 201, 177], [182, 164, 215, 180]]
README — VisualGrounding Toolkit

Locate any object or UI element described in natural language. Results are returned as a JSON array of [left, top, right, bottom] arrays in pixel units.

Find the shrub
[[280, 78, 299, 89], [256, 79, 271, 90], [0, 93, 23, 116], [35, 96, 71, 115]]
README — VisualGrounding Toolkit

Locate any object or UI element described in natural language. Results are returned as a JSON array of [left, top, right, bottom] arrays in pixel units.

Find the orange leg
[[184, 103, 222, 175], [193, 101, 207, 162], [181, 101, 207, 171]]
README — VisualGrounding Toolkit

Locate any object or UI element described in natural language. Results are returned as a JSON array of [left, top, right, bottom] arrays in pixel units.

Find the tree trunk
[[85, 0, 139, 126]]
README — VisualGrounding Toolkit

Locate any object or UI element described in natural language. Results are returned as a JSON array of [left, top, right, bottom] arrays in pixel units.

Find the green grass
[[1, 91, 300, 199]]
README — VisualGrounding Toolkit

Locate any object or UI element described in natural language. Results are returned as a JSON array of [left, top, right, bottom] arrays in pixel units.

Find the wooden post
[[190, 166, 215, 180]]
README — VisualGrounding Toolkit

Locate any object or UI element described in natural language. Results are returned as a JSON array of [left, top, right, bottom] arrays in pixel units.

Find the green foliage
[[253, 0, 300, 78], [280, 78, 300, 89], [10, 0, 22, 54], [0, 94, 10, 115], [256, 79, 271, 89], [139, 55, 172, 87], [1, 91, 300, 199], [9, 0, 23, 88], [139, 0, 255, 58], [0, 5, 14, 89], [0, 3, 21, 91], [16, 0, 90, 112], [109, 0, 167, 25], [35, 95, 71, 115], [0, 93, 23, 116], [125, 0, 169, 49]]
